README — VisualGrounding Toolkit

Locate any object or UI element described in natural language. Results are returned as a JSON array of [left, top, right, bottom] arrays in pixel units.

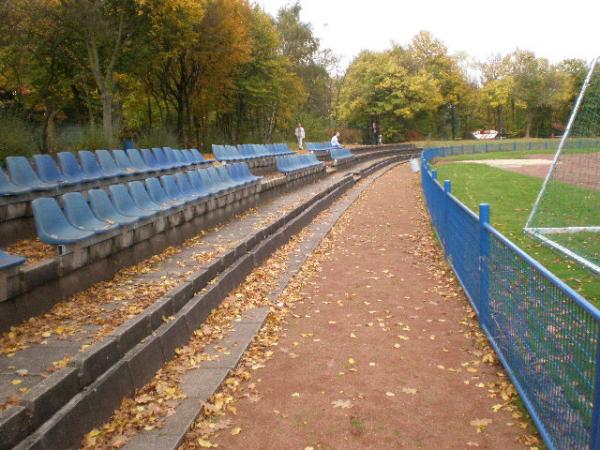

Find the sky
[[260, 0, 600, 71]]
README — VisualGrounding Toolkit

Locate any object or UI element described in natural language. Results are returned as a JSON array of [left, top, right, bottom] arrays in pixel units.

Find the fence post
[[591, 339, 600, 450], [513, 143, 517, 151], [479, 204, 490, 326], [443, 180, 451, 251]]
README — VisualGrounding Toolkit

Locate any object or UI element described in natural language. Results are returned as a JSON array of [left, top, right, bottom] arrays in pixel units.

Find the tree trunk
[[525, 110, 533, 138], [41, 110, 58, 154], [102, 92, 113, 146]]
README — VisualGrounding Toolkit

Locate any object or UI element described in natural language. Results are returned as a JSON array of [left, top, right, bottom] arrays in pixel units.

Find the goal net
[[525, 57, 600, 273]]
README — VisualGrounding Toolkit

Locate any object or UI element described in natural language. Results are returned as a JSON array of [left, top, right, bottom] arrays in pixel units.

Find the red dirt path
[[192, 165, 537, 449]]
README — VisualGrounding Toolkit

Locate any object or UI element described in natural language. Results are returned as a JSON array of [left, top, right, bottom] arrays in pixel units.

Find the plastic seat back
[[32, 197, 95, 245], [152, 148, 172, 168], [226, 164, 242, 182], [62, 192, 118, 232], [175, 172, 197, 197], [145, 177, 171, 205], [163, 148, 182, 167], [161, 175, 186, 201], [187, 171, 210, 197], [111, 149, 138, 174], [57, 152, 88, 183], [125, 148, 151, 172], [181, 149, 195, 165], [207, 167, 228, 189], [88, 189, 138, 225], [109, 184, 155, 219], [198, 169, 220, 194], [96, 150, 125, 177], [0, 167, 30, 195], [128, 181, 162, 211], [171, 149, 188, 166], [6, 156, 54, 190], [216, 166, 236, 187], [141, 149, 160, 169], [190, 149, 206, 164], [33, 154, 66, 184], [79, 151, 106, 179]]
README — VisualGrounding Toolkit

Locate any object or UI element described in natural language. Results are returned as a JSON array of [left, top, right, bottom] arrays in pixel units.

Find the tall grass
[[0, 116, 38, 159]]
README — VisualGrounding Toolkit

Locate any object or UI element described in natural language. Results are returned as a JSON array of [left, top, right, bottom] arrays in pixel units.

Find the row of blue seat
[[0, 148, 209, 196], [275, 154, 323, 174], [330, 148, 354, 160], [306, 142, 334, 152], [213, 143, 294, 162], [31, 163, 261, 246]]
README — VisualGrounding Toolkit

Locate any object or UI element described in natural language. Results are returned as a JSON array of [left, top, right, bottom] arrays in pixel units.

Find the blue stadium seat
[[242, 163, 262, 182], [88, 189, 139, 226], [190, 149, 208, 165], [0, 250, 25, 270], [161, 175, 192, 203], [79, 151, 109, 180], [0, 167, 32, 196], [32, 197, 96, 245], [33, 154, 75, 186], [175, 172, 207, 200], [125, 148, 153, 173], [109, 184, 157, 220], [96, 150, 126, 177], [152, 148, 176, 169], [145, 177, 184, 209], [215, 166, 239, 189], [57, 152, 97, 183], [61, 192, 120, 233], [128, 181, 165, 212], [111, 149, 141, 174], [198, 169, 225, 195], [228, 163, 261, 185], [186, 170, 212, 197], [6, 156, 57, 191], [181, 149, 195, 165], [206, 167, 233, 192], [163, 148, 184, 168], [176, 149, 192, 166], [225, 164, 247, 185], [141, 148, 164, 170]]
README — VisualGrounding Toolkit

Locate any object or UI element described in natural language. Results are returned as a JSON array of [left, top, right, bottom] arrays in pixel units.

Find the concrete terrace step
[[1, 153, 409, 449], [106, 158, 408, 450]]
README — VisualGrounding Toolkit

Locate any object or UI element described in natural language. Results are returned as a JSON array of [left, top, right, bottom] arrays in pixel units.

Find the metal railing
[[421, 146, 600, 450]]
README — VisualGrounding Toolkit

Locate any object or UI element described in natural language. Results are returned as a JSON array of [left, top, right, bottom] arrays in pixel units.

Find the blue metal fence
[[421, 146, 600, 450]]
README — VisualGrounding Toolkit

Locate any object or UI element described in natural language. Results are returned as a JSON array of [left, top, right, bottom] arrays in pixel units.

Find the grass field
[[432, 160, 600, 305]]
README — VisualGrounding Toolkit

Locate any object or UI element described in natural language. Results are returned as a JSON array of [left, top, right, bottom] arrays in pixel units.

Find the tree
[[59, 0, 147, 145]]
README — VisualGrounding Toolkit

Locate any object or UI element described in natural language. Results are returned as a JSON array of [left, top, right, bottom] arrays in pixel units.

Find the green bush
[[0, 116, 38, 159], [56, 124, 113, 151], [136, 127, 180, 149]]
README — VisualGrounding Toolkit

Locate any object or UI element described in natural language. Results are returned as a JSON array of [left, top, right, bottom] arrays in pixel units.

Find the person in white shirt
[[331, 131, 341, 148], [295, 123, 305, 150]]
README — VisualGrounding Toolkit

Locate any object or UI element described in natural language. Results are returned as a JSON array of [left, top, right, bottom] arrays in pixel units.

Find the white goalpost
[[525, 56, 600, 274]]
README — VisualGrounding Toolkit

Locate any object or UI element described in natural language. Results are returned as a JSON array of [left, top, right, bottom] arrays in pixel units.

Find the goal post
[[525, 56, 600, 274]]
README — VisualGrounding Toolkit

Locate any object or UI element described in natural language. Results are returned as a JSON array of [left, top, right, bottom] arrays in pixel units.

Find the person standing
[[295, 123, 305, 150], [371, 121, 379, 145]]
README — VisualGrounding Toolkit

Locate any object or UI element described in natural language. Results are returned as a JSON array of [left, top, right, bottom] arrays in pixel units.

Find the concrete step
[[114, 157, 408, 450]]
